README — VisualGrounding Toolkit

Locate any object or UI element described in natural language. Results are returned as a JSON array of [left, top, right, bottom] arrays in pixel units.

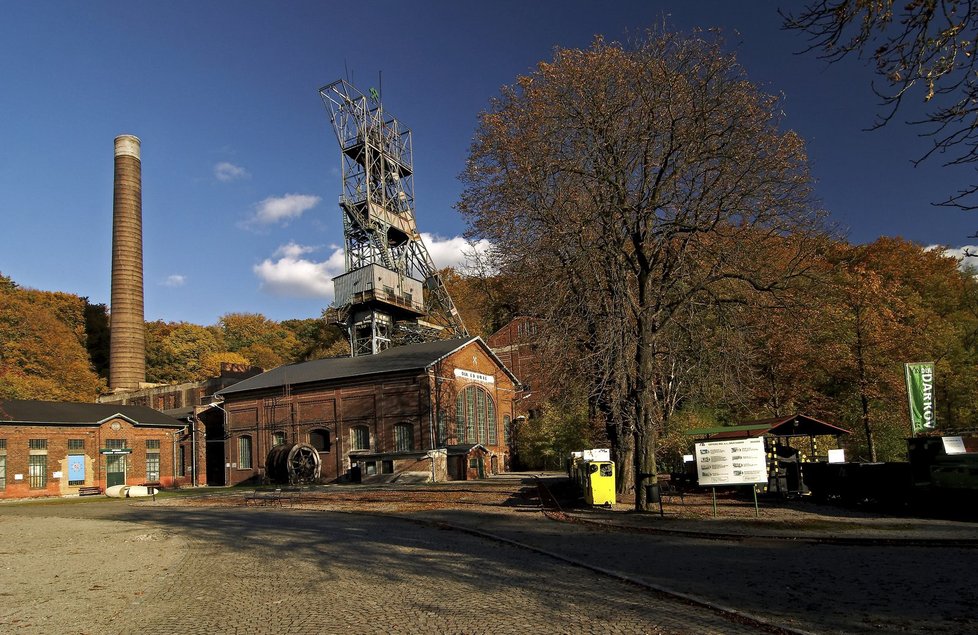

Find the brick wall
[[221, 340, 517, 484], [0, 417, 183, 499]]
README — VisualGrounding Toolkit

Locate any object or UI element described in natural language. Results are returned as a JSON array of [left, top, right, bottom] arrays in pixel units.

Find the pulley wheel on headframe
[[266, 442, 322, 485]]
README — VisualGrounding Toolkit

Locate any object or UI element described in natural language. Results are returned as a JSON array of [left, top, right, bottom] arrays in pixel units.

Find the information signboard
[[694, 438, 767, 486], [942, 436, 967, 455]]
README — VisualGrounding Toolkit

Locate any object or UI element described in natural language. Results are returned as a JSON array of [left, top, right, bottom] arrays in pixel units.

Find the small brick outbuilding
[[0, 400, 188, 499]]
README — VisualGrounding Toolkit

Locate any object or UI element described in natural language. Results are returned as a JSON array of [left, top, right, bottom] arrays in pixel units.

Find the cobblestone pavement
[[0, 501, 761, 635], [8, 473, 974, 634], [406, 487, 978, 634]]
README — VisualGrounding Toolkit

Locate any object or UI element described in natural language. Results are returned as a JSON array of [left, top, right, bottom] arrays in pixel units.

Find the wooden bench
[[245, 488, 301, 508], [655, 474, 686, 506], [141, 482, 162, 501], [78, 486, 102, 497]]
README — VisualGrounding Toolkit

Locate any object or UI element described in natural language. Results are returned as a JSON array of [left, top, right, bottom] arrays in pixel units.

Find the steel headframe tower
[[320, 79, 467, 356]]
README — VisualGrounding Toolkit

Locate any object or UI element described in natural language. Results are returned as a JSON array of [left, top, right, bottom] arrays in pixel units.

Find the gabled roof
[[0, 400, 186, 428], [216, 336, 520, 397], [687, 414, 851, 440]]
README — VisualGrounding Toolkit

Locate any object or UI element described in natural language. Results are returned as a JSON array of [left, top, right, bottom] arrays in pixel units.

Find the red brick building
[[215, 337, 519, 484], [0, 400, 189, 499], [487, 317, 545, 419]]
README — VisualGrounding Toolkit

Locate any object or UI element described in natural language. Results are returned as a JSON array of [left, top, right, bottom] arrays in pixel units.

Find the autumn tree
[[459, 31, 824, 510], [0, 275, 102, 401], [145, 321, 228, 383], [784, 0, 978, 208], [219, 312, 299, 368], [281, 318, 346, 361], [826, 239, 978, 459], [196, 351, 249, 378]]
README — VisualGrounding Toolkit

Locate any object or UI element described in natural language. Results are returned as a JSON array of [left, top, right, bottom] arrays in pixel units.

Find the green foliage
[[657, 406, 717, 473], [514, 399, 596, 471]]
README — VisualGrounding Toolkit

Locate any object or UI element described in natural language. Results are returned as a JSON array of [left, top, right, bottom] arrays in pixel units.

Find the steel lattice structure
[[320, 79, 467, 356]]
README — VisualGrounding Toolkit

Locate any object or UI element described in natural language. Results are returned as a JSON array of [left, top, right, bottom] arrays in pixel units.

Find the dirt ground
[[0, 513, 185, 633], [158, 477, 932, 527]]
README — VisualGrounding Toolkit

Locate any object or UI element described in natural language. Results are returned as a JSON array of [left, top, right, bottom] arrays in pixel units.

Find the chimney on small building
[[109, 134, 146, 390]]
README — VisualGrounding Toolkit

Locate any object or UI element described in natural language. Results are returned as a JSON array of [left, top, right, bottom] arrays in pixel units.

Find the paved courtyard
[[1, 499, 755, 635], [2, 475, 976, 634]]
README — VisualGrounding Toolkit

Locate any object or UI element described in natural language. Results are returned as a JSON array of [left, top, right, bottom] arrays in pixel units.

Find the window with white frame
[[238, 436, 253, 469], [145, 439, 161, 482], [28, 455, 47, 489], [455, 386, 496, 447], [394, 423, 414, 452], [350, 426, 369, 451], [28, 439, 47, 489]]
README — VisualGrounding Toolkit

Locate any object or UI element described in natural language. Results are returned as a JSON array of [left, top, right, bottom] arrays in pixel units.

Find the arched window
[[394, 423, 414, 452], [310, 428, 330, 452], [455, 386, 496, 446], [487, 400, 497, 445], [350, 425, 370, 451], [272, 431, 286, 447], [238, 435, 253, 469]]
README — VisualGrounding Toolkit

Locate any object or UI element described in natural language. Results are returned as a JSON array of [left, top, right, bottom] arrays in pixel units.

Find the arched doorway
[[200, 409, 227, 486]]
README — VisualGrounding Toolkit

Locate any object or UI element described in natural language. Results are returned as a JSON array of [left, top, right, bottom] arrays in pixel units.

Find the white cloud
[[162, 274, 186, 287], [253, 234, 494, 299], [244, 193, 321, 228], [253, 242, 345, 298], [214, 161, 250, 182], [926, 244, 978, 273], [420, 233, 493, 273]]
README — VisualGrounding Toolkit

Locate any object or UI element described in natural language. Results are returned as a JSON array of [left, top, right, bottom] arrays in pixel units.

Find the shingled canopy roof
[[216, 337, 519, 397], [687, 414, 851, 440], [0, 400, 185, 428]]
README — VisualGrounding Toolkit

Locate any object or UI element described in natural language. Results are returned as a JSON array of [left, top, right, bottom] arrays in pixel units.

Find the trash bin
[[646, 483, 661, 504], [584, 460, 616, 506]]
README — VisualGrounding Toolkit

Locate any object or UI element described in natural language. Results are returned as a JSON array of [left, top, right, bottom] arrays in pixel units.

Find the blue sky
[[2, 1, 976, 325]]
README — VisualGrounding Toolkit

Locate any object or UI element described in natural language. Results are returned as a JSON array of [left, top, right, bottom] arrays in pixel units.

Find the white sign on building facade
[[454, 368, 495, 384]]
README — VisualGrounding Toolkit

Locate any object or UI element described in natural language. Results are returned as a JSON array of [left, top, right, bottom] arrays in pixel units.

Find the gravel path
[[0, 512, 185, 634]]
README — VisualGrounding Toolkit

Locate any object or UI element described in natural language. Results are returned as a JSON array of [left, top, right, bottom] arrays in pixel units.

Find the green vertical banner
[[904, 362, 936, 434]]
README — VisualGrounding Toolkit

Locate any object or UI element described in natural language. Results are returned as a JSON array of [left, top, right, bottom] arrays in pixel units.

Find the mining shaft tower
[[320, 79, 467, 356]]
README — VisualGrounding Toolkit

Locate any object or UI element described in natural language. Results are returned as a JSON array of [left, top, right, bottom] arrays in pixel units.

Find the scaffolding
[[320, 79, 467, 356]]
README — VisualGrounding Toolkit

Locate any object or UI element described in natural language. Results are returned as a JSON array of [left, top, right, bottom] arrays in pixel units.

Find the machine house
[[214, 337, 520, 485]]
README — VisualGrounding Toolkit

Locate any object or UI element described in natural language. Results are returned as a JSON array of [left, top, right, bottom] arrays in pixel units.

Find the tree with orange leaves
[[459, 30, 826, 509]]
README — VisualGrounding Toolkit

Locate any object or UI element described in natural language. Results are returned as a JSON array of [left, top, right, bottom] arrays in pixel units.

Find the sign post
[[695, 438, 768, 518], [904, 362, 936, 434]]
